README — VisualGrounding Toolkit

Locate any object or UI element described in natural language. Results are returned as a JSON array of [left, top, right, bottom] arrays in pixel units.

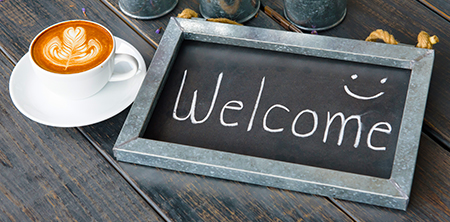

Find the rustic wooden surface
[[2, 0, 450, 221], [418, 0, 450, 22], [0, 0, 164, 221], [0, 54, 163, 221]]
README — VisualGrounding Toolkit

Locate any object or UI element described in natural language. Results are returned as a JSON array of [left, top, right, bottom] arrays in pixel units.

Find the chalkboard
[[143, 40, 410, 179], [114, 18, 434, 210]]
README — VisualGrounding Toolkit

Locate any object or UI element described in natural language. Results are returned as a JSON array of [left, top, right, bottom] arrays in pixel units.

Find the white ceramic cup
[[30, 20, 139, 100]]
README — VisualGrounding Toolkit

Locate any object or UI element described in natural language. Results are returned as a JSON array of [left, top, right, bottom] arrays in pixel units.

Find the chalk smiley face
[[344, 74, 387, 100]]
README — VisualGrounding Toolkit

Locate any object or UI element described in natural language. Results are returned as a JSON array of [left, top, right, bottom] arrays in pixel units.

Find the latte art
[[44, 27, 102, 70], [31, 20, 113, 74]]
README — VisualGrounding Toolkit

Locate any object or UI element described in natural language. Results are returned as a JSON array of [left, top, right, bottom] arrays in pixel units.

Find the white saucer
[[9, 37, 147, 127]]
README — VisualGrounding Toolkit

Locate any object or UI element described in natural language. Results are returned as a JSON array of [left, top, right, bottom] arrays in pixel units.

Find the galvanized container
[[199, 0, 260, 23], [119, 0, 178, 19], [284, 0, 347, 31]]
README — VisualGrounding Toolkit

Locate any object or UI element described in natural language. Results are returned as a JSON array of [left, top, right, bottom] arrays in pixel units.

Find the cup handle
[[109, 54, 139, 82]]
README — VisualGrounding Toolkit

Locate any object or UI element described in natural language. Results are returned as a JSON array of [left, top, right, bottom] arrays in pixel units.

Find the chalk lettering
[[263, 104, 290, 133], [173, 70, 223, 124], [292, 109, 318, 138], [247, 77, 265, 132], [323, 112, 362, 148], [367, 122, 392, 151], [220, 100, 244, 127], [172, 71, 391, 151]]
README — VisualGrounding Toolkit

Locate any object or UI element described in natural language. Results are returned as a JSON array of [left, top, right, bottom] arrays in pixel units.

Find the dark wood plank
[[417, 0, 450, 22], [120, 163, 353, 221], [0, 0, 168, 220], [334, 134, 450, 221], [0, 52, 163, 221]]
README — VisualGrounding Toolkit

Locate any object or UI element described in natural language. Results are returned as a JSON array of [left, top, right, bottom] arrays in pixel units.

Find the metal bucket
[[199, 0, 260, 23], [284, 0, 347, 31], [119, 0, 178, 19]]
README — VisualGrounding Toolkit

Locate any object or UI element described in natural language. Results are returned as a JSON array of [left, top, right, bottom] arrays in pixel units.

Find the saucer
[[9, 37, 147, 127]]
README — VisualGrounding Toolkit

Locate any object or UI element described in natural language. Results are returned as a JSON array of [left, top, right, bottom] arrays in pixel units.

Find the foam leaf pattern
[[43, 27, 102, 70]]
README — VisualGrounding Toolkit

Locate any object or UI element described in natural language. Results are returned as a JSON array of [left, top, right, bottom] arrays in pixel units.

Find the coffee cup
[[29, 20, 139, 100]]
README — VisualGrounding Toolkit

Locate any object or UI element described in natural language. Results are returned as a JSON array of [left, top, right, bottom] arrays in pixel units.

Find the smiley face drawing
[[344, 74, 388, 100]]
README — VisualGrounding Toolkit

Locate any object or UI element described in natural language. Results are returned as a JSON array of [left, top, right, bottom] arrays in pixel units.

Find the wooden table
[[1, 0, 450, 221]]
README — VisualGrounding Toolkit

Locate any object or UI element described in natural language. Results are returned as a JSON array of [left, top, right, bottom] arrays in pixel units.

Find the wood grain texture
[[417, 0, 450, 22], [120, 163, 353, 221], [0, 52, 163, 221]]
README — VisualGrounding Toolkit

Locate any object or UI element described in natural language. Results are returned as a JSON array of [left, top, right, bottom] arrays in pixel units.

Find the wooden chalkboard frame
[[113, 17, 434, 210]]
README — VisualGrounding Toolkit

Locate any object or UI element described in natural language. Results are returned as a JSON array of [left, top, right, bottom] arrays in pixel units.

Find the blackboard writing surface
[[143, 40, 411, 179], [114, 18, 434, 210]]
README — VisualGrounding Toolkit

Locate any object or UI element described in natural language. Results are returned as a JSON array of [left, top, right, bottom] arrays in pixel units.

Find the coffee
[[31, 20, 114, 74]]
